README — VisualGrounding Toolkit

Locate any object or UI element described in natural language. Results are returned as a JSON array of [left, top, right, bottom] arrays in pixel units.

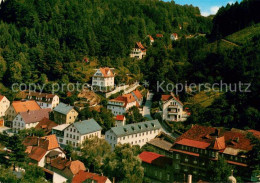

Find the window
[[176, 154, 180, 159], [70, 134, 72, 138]]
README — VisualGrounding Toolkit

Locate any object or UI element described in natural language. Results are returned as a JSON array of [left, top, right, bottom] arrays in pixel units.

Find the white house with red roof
[[107, 93, 139, 116], [160, 93, 189, 122], [115, 115, 126, 127], [130, 42, 146, 59], [72, 170, 111, 183], [0, 94, 10, 117], [170, 33, 178, 41], [131, 89, 143, 106], [92, 67, 115, 92]]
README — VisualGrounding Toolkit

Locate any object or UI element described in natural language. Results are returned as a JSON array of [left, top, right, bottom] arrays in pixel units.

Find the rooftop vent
[[151, 123, 155, 127], [131, 126, 135, 131], [144, 124, 148, 128], [123, 128, 127, 132], [138, 125, 142, 129]]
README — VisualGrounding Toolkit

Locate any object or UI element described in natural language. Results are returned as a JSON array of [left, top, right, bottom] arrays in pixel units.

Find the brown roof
[[12, 100, 41, 113], [0, 95, 4, 102], [147, 138, 173, 151], [110, 93, 137, 107], [72, 170, 108, 183], [156, 34, 163, 38], [161, 93, 183, 106], [27, 91, 56, 99], [23, 134, 59, 151], [35, 118, 58, 135], [136, 42, 146, 52], [139, 151, 172, 168], [173, 125, 254, 151], [28, 146, 47, 162], [247, 129, 260, 139], [20, 108, 51, 124], [49, 157, 86, 175], [99, 67, 114, 78]]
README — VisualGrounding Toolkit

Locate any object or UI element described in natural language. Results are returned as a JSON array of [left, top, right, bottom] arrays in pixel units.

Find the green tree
[[0, 56, 7, 80], [103, 143, 144, 183]]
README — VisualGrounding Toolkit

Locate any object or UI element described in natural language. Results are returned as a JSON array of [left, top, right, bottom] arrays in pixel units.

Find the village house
[[170, 125, 260, 181], [52, 119, 102, 147], [160, 93, 189, 122], [23, 134, 66, 168], [0, 118, 11, 134], [52, 124, 70, 145], [72, 170, 112, 183], [156, 34, 163, 38], [5, 100, 41, 122], [170, 33, 178, 41], [92, 67, 115, 92], [53, 102, 78, 124], [130, 42, 146, 59], [115, 115, 126, 127], [147, 35, 154, 45], [139, 151, 174, 183], [107, 93, 140, 116], [105, 120, 162, 148], [35, 117, 58, 135], [24, 91, 59, 109], [0, 95, 10, 117], [44, 157, 86, 183], [12, 108, 51, 133]]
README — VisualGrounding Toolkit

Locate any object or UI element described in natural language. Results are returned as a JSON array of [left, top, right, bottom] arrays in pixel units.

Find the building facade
[[160, 94, 189, 122], [25, 92, 59, 109], [105, 120, 162, 148], [0, 95, 10, 118], [12, 108, 51, 133], [52, 119, 102, 147], [53, 103, 78, 124], [130, 42, 146, 59], [92, 67, 115, 92]]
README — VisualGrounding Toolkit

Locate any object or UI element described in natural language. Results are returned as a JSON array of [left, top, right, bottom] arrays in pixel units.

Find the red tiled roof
[[172, 33, 178, 37], [226, 160, 247, 167], [136, 42, 146, 52], [116, 115, 125, 121], [12, 100, 41, 113], [171, 149, 200, 157], [211, 136, 226, 150], [110, 93, 137, 107], [247, 129, 260, 139], [72, 170, 108, 183], [35, 118, 58, 135], [139, 151, 172, 167], [161, 95, 171, 101], [28, 147, 47, 162], [156, 34, 163, 38], [0, 95, 4, 102], [175, 139, 210, 149], [99, 67, 114, 78], [20, 108, 51, 124], [132, 90, 143, 100], [174, 125, 254, 151], [41, 134, 59, 150], [27, 92, 55, 99], [148, 35, 154, 41]]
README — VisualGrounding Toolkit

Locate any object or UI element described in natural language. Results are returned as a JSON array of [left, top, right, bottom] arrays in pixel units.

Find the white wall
[[0, 96, 10, 117], [38, 148, 65, 167], [162, 98, 185, 122], [53, 172, 67, 183]]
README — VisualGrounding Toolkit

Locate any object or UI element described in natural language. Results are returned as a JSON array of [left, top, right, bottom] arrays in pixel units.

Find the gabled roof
[[35, 118, 58, 135], [19, 108, 51, 124], [147, 35, 154, 41], [210, 136, 226, 150], [26, 91, 56, 99], [132, 90, 143, 100], [148, 138, 173, 151], [139, 151, 172, 168], [53, 102, 74, 115], [110, 93, 137, 107], [41, 134, 59, 150], [175, 138, 210, 149], [12, 100, 41, 113], [161, 93, 183, 106], [70, 119, 102, 135], [136, 42, 146, 51], [28, 147, 47, 162], [72, 170, 109, 183], [247, 129, 260, 139], [108, 120, 161, 137], [116, 115, 125, 121], [99, 67, 114, 78], [0, 95, 5, 102]]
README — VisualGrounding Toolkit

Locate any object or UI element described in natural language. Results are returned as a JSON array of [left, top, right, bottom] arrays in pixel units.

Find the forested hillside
[[0, 0, 211, 85]]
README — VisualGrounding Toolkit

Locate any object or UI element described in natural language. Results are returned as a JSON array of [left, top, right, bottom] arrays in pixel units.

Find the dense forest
[[0, 0, 211, 84]]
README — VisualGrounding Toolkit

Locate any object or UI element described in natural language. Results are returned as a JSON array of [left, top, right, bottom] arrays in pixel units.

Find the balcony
[[168, 105, 178, 109], [168, 111, 178, 115]]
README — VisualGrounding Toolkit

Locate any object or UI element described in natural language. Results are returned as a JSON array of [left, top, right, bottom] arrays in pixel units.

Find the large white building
[[130, 42, 146, 59], [107, 93, 140, 116], [105, 120, 162, 148], [92, 67, 115, 92], [0, 95, 10, 117], [52, 119, 102, 147], [160, 93, 189, 122], [12, 108, 51, 133], [25, 92, 59, 110]]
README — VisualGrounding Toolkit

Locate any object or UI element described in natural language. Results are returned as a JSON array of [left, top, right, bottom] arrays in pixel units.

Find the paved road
[[143, 92, 154, 120]]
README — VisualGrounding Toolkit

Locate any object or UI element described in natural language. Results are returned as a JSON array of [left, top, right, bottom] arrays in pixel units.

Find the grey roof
[[109, 120, 162, 137], [53, 102, 74, 115], [20, 108, 51, 124], [72, 119, 102, 135], [147, 138, 173, 151]]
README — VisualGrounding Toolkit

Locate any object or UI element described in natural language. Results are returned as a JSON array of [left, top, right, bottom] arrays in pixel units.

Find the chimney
[[187, 174, 192, 183], [37, 137, 40, 147], [113, 177, 115, 183], [101, 173, 103, 176]]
